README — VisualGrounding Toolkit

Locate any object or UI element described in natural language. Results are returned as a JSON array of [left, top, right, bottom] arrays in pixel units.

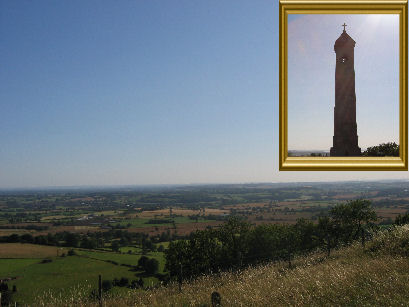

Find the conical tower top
[[334, 24, 356, 52]]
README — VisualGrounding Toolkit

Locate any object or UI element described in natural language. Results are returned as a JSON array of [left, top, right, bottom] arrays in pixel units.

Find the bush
[[40, 259, 52, 264], [118, 277, 129, 287], [112, 278, 119, 286], [0, 283, 8, 291], [67, 249, 76, 256], [0, 290, 12, 306], [366, 224, 409, 256], [130, 277, 145, 289], [102, 280, 112, 292]]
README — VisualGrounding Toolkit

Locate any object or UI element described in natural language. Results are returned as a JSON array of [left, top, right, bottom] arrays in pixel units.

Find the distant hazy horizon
[[1, 2, 408, 189], [2, 178, 409, 192]]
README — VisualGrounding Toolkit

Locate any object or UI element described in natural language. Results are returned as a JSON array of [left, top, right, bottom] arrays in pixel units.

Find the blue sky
[[0, 1, 408, 188], [288, 14, 399, 151]]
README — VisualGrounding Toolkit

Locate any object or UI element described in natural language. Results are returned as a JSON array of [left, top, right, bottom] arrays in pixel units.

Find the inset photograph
[[279, 1, 407, 170]]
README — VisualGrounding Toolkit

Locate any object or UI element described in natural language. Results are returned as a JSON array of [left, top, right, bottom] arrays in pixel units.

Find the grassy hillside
[[0, 245, 166, 305], [2, 255, 139, 304], [34, 225, 409, 306]]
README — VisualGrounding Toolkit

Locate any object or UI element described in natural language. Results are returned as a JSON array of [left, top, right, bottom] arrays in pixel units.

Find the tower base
[[330, 146, 361, 157]]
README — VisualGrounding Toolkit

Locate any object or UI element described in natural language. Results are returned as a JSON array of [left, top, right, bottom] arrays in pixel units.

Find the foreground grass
[[1, 255, 142, 304], [32, 225, 409, 306], [0, 243, 166, 304]]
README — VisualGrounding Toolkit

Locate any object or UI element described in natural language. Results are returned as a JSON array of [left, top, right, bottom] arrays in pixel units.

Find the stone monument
[[330, 23, 361, 156]]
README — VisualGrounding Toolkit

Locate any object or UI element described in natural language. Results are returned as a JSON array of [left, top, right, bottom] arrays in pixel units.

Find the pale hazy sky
[[288, 14, 399, 151], [0, 2, 408, 189]]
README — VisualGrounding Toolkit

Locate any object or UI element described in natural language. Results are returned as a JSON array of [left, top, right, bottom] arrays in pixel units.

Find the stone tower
[[330, 24, 361, 157]]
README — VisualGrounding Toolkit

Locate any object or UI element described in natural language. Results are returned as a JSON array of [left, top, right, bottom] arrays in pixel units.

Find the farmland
[[0, 243, 166, 304], [0, 243, 67, 258], [1, 180, 409, 304]]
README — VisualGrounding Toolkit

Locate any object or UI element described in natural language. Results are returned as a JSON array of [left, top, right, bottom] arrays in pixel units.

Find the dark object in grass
[[211, 291, 221, 307]]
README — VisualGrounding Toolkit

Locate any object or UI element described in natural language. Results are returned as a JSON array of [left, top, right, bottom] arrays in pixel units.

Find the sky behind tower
[[288, 14, 400, 151], [0, 1, 408, 189]]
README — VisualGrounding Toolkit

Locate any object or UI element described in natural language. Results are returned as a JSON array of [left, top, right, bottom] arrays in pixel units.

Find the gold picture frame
[[279, 0, 408, 170]]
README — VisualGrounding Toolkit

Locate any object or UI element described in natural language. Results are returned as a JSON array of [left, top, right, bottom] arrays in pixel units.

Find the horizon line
[[1, 178, 408, 192]]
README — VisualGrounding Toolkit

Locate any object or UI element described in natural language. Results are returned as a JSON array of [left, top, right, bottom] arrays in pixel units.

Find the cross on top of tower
[[342, 23, 347, 32]]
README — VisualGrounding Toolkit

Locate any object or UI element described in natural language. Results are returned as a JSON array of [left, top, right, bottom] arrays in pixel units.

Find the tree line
[[0, 228, 180, 252], [165, 200, 383, 281]]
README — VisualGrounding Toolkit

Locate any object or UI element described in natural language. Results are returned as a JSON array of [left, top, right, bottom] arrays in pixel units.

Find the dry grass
[[0, 243, 67, 258], [35, 226, 409, 307], [0, 229, 34, 236], [135, 208, 229, 219]]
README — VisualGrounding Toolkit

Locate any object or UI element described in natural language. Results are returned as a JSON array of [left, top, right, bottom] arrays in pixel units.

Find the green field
[[114, 216, 214, 228], [0, 258, 39, 276], [0, 248, 166, 305], [76, 249, 166, 273]]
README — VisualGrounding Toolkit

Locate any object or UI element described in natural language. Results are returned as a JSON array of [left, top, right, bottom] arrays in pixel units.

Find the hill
[[33, 224, 409, 306]]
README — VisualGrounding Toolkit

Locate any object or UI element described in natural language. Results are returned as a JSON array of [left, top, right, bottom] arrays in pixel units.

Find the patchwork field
[[0, 244, 166, 305], [0, 243, 67, 258], [0, 255, 139, 304]]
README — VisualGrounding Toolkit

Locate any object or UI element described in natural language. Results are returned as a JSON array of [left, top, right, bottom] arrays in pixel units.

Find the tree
[[165, 240, 190, 278], [362, 142, 399, 157], [21, 234, 34, 243], [395, 212, 409, 225], [145, 258, 159, 275], [138, 256, 149, 269], [330, 199, 377, 244], [111, 240, 120, 252], [317, 216, 339, 256], [246, 224, 286, 264], [280, 225, 300, 268], [65, 233, 80, 247], [80, 237, 96, 249], [294, 218, 319, 253], [216, 217, 251, 270]]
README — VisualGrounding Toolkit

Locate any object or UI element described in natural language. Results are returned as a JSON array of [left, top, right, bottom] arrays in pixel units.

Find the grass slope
[[34, 225, 409, 306], [1, 255, 139, 304]]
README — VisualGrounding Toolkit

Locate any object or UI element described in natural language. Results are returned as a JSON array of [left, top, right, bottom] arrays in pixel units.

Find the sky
[[0, 1, 408, 189], [288, 14, 400, 151]]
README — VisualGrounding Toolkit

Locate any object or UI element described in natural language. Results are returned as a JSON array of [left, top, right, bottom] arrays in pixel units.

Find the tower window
[[341, 57, 348, 63]]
